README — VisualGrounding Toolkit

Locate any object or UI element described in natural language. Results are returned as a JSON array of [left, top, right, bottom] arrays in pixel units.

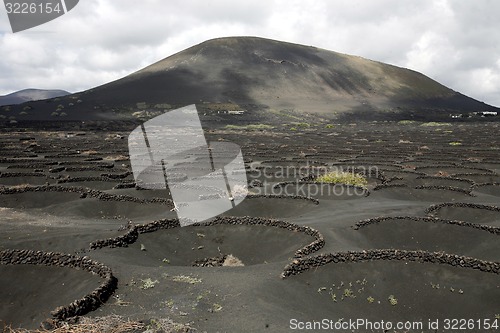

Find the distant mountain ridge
[[1, 37, 498, 123], [0, 89, 70, 106]]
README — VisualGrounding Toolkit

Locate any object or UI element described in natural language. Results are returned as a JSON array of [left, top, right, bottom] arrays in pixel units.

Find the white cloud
[[0, 0, 499, 107]]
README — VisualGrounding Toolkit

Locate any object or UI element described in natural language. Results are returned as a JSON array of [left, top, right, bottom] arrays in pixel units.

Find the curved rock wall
[[282, 249, 500, 278], [0, 249, 117, 321]]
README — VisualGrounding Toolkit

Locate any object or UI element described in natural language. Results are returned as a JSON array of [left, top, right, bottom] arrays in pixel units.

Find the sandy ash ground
[[1, 122, 500, 332]]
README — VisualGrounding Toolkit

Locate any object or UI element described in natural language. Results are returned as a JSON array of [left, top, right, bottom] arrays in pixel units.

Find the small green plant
[[367, 296, 375, 303], [325, 124, 335, 129], [136, 102, 147, 109], [316, 171, 368, 187], [212, 303, 223, 312], [225, 124, 274, 130], [388, 295, 398, 306], [421, 122, 451, 127], [343, 288, 355, 298], [154, 103, 171, 109], [290, 127, 297, 131], [147, 318, 161, 330], [140, 278, 158, 290], [495, 314, 500, 319], [398, 120, 416, 125], [59, 112, 67, 117], [449, 141, 462, 146], [172, 275, 202, 284], [162, 258, 170, 264], [19, 111, 28, 115], [51, 112, 59, 117]]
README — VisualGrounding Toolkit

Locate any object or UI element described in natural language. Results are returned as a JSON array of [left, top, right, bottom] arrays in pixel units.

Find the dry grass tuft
[[80, 150, 98, 156], [2, 315, 196, 333], [8, 184, 31, 190], [104, 155, 129, 162], [222, 254, 244, 267], [3, 317, 143, 333]]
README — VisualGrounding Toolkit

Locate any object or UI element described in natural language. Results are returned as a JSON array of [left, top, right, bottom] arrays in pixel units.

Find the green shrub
[[449, 141, 462, 146], [325, 124, 335, 129], [154, 103, 171, 109], [140, 278, 158, 290], [421, 122, 451, 127], [225, 124, 274, 130], [343, 288, 355, 298], [136, 102, 147, 109], [316, 171, 368, 187], [398, 120, 416, 125], [172, 275, 202, 284], [246, 124, 274, 130]]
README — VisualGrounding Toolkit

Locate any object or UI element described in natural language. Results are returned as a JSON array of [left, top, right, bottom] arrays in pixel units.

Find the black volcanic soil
[[0, 122, 499, 332]]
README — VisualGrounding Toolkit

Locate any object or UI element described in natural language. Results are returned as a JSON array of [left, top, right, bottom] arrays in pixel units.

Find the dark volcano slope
[[0, 89, 70, 106], [2, 37, 497, 123]]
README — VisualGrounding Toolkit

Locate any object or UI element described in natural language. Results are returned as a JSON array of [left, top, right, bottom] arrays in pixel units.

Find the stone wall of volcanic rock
[[0, 249, 117, 321], [89, 216, 324, 259], [281, 249, 500, 278]]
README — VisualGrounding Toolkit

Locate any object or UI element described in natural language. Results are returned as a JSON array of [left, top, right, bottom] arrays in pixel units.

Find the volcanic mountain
[[2, 37, 498, 123], [0, 89, 70, 106]]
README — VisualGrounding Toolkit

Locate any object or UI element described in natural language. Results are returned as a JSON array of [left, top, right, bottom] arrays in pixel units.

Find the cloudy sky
[[1, 0, 499, 106]]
